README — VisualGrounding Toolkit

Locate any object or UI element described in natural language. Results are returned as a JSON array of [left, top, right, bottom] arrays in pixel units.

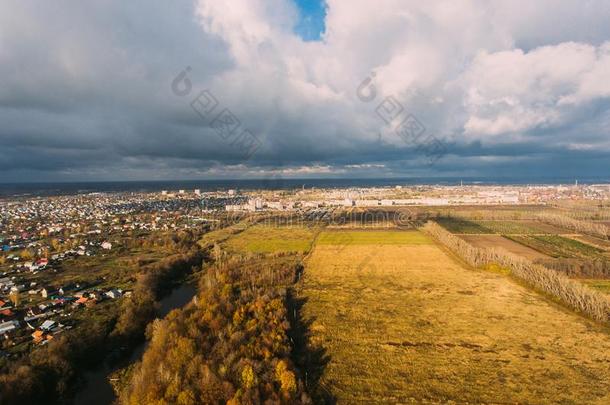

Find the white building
[[105, 289, 122, 299], [0, 320, 19, 334], [40, 320, 56, 331], [354, 200, 381, 207]]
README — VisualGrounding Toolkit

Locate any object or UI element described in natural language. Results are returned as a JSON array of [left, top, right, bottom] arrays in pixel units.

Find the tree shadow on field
[[287, 290, 336, 404]]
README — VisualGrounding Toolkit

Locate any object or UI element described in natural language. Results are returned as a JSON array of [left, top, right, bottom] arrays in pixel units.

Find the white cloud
[[1, 0, 610, 180], [461, 42, 610, 139]]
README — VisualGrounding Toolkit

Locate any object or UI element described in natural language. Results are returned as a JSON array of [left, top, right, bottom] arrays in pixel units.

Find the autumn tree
[[9, 291, 20, 307], [19, 249, 33, 261]]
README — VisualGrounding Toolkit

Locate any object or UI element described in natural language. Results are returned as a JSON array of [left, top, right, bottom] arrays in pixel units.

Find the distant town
[[226, 183, 610, 210]]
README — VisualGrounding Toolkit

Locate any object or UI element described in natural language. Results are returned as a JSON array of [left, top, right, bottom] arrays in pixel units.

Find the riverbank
[[74, 278, 198, 405]]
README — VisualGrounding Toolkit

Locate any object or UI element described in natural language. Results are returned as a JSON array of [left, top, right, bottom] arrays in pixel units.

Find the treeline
[[0, 233, 204, 404], [423, 221, 610, 323], [119, 254, 311, 404], [112, 248, 204, 342], [536, 213, 609, 239], [535, 258, 610, 279], [126, 229, 203, 251]]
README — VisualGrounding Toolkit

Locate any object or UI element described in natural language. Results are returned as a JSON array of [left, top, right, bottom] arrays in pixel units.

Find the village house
[[31, 329, 45, 343], [59, 283, 84, 295], [105, 289, 121, 299], [40, 319, 57, 332], [9, 284, 24, 293], [41, 287, 58, 298], [26, 306, 42, 317], [0, 320, 20, 335], [36, 258, 48, 268], [0, 308, 15, 320], [89, 291, 104, 301]]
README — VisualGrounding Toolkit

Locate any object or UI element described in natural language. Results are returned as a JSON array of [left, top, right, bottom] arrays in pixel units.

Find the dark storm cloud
[[1, 0, 610, 181]]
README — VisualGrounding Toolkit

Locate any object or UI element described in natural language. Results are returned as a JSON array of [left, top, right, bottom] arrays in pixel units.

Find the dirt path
[[458, 234, 551, 260], [300, 230, 610, 404]]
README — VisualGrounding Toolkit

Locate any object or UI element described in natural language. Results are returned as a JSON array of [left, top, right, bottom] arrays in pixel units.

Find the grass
[[299, 229, 610, 403], [223, 224, 318, 254], [570, 234, 610, 251], [507, 235, 606, 259], [198, 220, 250, 248], [25, 244, 168, 295], [316, 230, 430, 245], [581, 280, 610, 295], [436, 218, 491, 234], [437, 218, 568, 235], [479, 220, 555, 234]]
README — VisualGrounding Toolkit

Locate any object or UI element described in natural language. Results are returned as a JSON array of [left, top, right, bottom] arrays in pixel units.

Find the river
[[73, 282, 197, 405]]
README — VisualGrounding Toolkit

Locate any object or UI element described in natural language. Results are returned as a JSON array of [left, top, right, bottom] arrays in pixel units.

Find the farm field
[[198, 219, 250, 248], [437, 218, 569, 235], [299, 229, 610, 404], [582, 280, 610, 295], [222, 224, 318, 253], [326, 222, 398, 229], [477, 220, 571, 235], [519, 220, 573, 234], [458, 234, 550, 261], [316, 230, 429, 245], [506, 235, 607, 259], [569, 234, 610, 252], [435, 217, 490, 233]]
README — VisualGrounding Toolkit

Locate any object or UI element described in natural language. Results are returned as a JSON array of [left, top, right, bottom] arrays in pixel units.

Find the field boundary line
[[423, 221, 610, 325]]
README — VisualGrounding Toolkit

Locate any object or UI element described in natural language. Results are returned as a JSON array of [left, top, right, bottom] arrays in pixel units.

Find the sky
[[293, 0, 326, 41], [1, 0, 610, 182]]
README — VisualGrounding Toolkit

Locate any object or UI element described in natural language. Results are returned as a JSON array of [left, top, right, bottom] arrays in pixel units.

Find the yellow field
[[316, 230, 430, 245], [299, 230, 610, 404], [223, 224, 318, 253], [198, 220, 251, 248]]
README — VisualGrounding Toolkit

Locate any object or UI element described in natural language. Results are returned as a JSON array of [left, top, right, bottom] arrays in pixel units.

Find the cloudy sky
[[1, 0, 610, 182]]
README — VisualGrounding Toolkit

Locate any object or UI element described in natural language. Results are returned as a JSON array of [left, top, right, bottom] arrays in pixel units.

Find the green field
[[507, 235, 606, 259], [223, 224, 318, 253], [198, 220, 250, 248], [436, 218, 491, 233], [437, 218, 564, 235], [478, 220, 552, 234], [316, 230, 431, 245], [582, 280, 610, 295]]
